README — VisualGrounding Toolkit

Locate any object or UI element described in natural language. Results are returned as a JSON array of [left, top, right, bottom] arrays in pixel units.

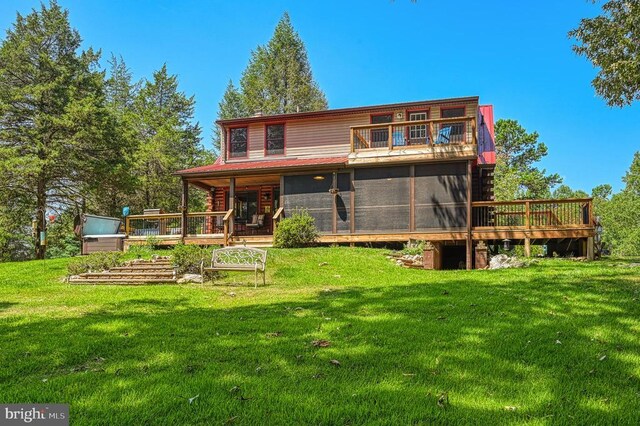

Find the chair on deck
[[392, 130, 406, 147], [435, 126, 452, 144], [246, 214, 265, 233]]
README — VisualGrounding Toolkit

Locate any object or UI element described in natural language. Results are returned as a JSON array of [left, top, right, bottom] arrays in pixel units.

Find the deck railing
[[126, 209, 234, 244], [350, 116, 477, 152], [472, 198, 593, 229]]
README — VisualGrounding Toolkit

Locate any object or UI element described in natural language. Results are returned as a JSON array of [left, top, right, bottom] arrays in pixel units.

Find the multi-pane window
[[370, 114, 393, 147], [229, 127, 248, 158], [409, 111, 428, 142], [266, 124, 285, 155], [440, 107, 466, 143]]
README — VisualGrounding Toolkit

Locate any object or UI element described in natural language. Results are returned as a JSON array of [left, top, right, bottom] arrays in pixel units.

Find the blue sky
[[1, 0, 639, 193]]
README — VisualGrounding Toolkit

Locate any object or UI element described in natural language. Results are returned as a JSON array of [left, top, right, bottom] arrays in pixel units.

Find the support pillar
[[181, 178, 189, 240], [475, 240, 488, 269], [423, 241, 442, 270], [587, 237, 594, 261], [524, 237, 531, 257], [228, 177, 235, 238], [465, 160, 473, 270]]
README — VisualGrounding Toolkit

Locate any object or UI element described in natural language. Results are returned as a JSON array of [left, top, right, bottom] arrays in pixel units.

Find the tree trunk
[[35, 179, 46, 260]]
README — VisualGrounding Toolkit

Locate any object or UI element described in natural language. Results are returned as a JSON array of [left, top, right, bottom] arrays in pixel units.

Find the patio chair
[[392, 130, 406, 147], [246, 214, 265, 233], [435, 126, 452, 144]]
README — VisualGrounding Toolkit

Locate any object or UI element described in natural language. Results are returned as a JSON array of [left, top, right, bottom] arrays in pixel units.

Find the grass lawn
[[1, 248, 639, 425]]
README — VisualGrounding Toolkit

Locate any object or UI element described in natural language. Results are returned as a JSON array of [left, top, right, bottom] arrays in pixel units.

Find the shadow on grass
[[1, 265, 639, 424]]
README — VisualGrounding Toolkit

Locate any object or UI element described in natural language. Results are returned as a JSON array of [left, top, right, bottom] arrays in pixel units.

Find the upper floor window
[[370, 114, 393, 148], [266, 124, 285, 155], [441, 107, 465, 118], [229, 127, 247, 158], [408, 111, 428, 142]]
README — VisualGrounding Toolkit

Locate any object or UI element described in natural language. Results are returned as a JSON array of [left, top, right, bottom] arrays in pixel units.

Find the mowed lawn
[[1, 248, 639, 425]]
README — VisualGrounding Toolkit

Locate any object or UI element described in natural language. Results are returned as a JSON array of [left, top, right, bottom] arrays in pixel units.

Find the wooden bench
[[201, 247, 267, 287]]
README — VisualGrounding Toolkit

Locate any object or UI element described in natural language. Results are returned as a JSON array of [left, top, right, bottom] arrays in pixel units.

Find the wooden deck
[[123, 198, 595, 254]]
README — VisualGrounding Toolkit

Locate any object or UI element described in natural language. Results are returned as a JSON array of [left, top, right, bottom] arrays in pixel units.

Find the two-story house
[[125, 96, 595, 269]]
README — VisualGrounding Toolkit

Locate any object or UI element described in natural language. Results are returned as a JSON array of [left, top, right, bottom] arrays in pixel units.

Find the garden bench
[[201, 247, 267, 287]]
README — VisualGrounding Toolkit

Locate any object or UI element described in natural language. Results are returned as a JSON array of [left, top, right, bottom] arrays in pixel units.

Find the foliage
[[45, 211, 81, 259], [171, 243, 213, 275], [240, 13, 327, 115], [213, 12, 328, 151], [598, 152, 640, 255], [551, 184, 589, 199], [273, 208, 319, 248], [569, 0, 640, 106], [130, 64, 211, 213], [401, 240, 425, 256], [2, 250, 640, 424], [493, 119, 562, 200], [0, 1, 117, 259], [67, 251, 123, 275]]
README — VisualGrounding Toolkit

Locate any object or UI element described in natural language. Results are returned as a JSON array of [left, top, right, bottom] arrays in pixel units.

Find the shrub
[[274, 208, 319, 248], [172, 244, 214, 275], [402, 240, 425, 256], [67, 252, 123, 275]]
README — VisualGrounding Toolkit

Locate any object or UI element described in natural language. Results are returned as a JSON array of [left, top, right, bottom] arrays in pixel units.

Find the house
[[124, 96, 595, 269]]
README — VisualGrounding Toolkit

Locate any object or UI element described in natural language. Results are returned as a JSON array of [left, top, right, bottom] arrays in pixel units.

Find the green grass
[[1, 248, 639, 425]]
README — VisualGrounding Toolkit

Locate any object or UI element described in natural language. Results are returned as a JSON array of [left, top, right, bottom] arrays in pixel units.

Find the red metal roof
[[176, 156, 348, 176]]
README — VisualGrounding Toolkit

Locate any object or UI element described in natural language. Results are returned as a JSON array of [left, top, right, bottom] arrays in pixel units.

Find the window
[[229, 127, 248, 158], [266, 124, 285, 155], [370, 114, 392, 148], [440, 107, 466, 143], [408, 111, 428, 143], [234, 191, 258, 222]]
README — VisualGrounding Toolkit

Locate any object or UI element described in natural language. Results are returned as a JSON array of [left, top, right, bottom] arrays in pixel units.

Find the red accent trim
[[227, 126, 249, 160], [176, 156, 349, 175], [264, 122, 286, 157]]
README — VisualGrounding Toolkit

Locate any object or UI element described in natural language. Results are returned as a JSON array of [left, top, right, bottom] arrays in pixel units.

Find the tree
[[239, 12, 327, 115], [131, 64, 210, 212], [599, 152, 640, 255], [86, 54, 139, 217], [569, 0, 640, 107], [0, 1, 114, 259], [212, 80, 247, 153], [552, 184, 589, 199], [493, 119, 562, 200]]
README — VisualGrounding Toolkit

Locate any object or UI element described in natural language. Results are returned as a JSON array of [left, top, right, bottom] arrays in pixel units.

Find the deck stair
[[69, 259, 177, 285]]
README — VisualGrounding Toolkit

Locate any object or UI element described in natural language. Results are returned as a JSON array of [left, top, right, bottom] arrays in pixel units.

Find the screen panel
[[283, 173, 333, 233], [415, 163, 468, 230], [354, 166, 410, 233]]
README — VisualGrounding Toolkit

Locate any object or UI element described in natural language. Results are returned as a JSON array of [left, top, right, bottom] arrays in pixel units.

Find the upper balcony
[[349, 116, 478, 163]]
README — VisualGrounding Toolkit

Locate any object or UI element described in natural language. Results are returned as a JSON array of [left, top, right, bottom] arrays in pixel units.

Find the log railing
[[472, 198, 593, 229], [350, 116, 477, 152]]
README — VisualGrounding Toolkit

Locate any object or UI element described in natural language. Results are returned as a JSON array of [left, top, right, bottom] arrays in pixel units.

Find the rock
[[177, 274, 203, 284], [489, 254, 526, 270]]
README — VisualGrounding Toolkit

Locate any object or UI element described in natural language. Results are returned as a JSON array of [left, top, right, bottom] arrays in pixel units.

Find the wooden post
[[388, 124, 393, 150], [525, 200, 531, 228], [409, 165, 415, 232], [471, 117, 477, 145], [524, 237, 531, 257], [181, 178, 189, 240], [332, 172, 337, 234], [474, 240, 488, 269], [587, 237, 594, 260], [466, 160, 473, 270], [429, 121, 435, 145], [350, 129, 355, 152], [228, 177, 235, 242], [350, 169, 355, 234]]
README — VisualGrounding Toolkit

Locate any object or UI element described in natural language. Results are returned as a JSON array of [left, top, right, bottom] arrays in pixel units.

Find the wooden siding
[[223, 100, 479, 162]]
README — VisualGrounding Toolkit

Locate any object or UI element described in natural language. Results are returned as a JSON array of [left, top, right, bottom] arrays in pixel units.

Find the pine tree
[[493, 119, 562, 200], [131, 64, 210, 211], [0, 1, 114, 259], [239, 12, 327, 115]]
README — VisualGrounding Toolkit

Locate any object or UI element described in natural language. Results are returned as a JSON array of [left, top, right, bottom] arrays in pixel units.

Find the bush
[[402, 240, 425, 256], [67, 252, 123, 275], [274, 208, 319, 248], [172, 244, 214, 275]]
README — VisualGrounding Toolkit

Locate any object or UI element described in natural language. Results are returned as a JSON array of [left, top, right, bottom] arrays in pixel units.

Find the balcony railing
[[472, 198, 593, 229], [350, 116, 477, 152]]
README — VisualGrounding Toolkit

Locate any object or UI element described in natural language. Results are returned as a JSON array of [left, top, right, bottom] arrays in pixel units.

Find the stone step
[[110, 265, 174, 272], [79, 272, 175, 279], [69, 278, 177, 285]]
